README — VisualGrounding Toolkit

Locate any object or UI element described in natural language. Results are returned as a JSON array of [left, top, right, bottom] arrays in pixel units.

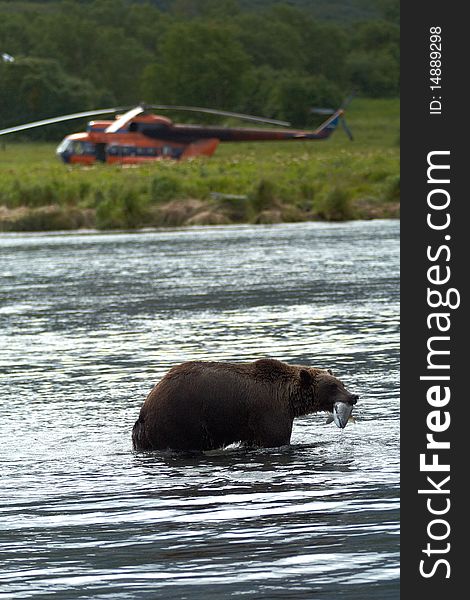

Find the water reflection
[[0, 220, 399, 599]]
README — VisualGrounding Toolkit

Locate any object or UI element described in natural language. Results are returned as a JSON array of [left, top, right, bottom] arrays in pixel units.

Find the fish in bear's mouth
[[326, 396, 358, 429]]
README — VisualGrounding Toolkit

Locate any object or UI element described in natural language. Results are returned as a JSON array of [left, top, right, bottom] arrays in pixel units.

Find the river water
[[0, 220, 399, 599]]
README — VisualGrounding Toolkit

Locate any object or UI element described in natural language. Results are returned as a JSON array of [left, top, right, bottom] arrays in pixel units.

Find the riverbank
[[0, 98, 399, 232]]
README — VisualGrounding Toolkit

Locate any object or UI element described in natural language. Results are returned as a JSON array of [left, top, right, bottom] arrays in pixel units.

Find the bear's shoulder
[[252, 358, 295, 378], [254, 358, 287, 370]]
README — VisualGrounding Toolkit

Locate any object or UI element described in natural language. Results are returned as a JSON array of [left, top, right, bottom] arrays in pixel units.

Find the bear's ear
[[326, 368, 334, 376], [300, 369, 313, 386]]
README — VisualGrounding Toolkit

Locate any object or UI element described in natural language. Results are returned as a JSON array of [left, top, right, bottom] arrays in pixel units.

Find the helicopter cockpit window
[[80, 142, 94, 154], [56, 139, 73, 154], [73, 142, 85, 155], [83, 142, 96, 154], [56, 139, 95, 156], [60, 141, 95, 155]]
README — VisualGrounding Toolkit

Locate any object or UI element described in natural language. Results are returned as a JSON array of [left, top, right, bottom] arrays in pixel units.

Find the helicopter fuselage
[[1, 101, 351, 164], [55, 112, 342, 164]]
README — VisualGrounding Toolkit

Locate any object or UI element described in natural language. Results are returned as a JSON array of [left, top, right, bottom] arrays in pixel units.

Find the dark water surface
[[0, 221, 399, 599]]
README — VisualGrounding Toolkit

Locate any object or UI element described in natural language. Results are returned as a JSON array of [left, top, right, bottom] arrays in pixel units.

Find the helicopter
[[0, 99, 353, 165]]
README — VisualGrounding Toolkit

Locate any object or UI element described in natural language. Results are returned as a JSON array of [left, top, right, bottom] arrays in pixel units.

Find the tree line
[[0, 0, 399, 138]]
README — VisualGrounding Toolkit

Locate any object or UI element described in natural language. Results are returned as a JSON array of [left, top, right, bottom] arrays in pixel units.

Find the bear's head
[[298, 368, 359, 426]]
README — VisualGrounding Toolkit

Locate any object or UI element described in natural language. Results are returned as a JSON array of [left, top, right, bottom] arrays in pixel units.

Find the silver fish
[[325, 401, 354, 429]]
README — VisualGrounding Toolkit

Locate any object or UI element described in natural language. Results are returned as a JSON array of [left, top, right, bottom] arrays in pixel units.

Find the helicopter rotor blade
[[0, 103, 292, 137], [311, 108, 336, 115], [0, 107, 131, 137], [340, 92, 356, 110], [341, 117, 354, 141], [148, 105, 291, 127], [311, 92, 356, 117], [105, 105, 146, 133]]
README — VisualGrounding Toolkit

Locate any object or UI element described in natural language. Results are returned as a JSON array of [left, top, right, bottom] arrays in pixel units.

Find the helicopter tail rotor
[[311, 93, 355, 141]]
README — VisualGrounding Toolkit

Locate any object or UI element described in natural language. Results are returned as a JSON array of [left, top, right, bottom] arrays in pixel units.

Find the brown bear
[[132, 358, 359, 452]]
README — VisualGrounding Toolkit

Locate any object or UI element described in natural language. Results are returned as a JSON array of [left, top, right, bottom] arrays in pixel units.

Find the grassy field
[[0, 98, 399, 231]]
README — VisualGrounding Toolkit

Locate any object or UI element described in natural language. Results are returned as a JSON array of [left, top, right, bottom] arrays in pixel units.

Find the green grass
[[0, 98, 399, 231]]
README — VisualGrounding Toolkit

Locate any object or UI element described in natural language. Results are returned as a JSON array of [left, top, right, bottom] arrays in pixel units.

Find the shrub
[[149, 175, 182, 202], [214, 195, 250, 221], [250, 179, 277, 212], [384, 175, 400, 202], [95, 190, 147, 229], [318, 188, 355, 221]]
